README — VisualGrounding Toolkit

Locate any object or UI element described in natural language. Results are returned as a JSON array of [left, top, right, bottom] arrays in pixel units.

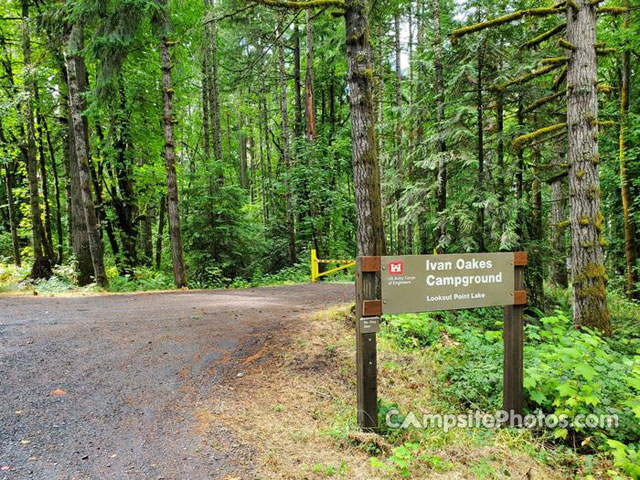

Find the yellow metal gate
[[310, 249, 355, 282]]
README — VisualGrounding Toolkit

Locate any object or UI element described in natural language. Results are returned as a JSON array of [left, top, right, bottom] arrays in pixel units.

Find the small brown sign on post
[[355, 251, 527, 431]]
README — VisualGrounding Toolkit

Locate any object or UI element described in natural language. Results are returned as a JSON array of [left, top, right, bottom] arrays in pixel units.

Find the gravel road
[[0, 283, 352, 480]]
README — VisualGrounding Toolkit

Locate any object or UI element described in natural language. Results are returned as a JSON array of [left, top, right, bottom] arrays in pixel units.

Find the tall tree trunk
[[43, 115, 64, 263], [155, 194, 166, 270], [550, 174, 569, 288], [566, 0, 610, 334], [305, 9, 317, 141], [527, 173, 544, 309], [21, 0, 52, 279], [394, 11, 404, 255], [432, 0, 447, 247], [619, 0, 638, 299], [293, 22, 303, 137], [35, 93, 54, 260], [64, 22, 108, 287], [476, 36, 485, 252], [238, 120, 249, 189], [58, 61, 94, 285], [159, 2, 188, 288], [205, 0, 223, 182], [3, 163, 21, 266], [0, 119, 21, 266], [114, 82, 138, 272], [345, 0, 385, 257], [277, 16, 297, 265], [141, 203, 154, 265]]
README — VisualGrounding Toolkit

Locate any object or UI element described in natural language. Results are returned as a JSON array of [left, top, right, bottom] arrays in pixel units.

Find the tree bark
[[35, 92, 54, 260], [204, 0, 223, 182], [277, 16, 297, 265], [527, 173, 544, 309], [476, 36, 486, 252], [619, 0, 638, 299], [43, 114, 64, 264], [159, 2, 188, 288], [0, 118, 21, 266], [21, 0, 52, 279], [305, 9, 317, 141], [3, 162, 21, 266], [155, 194, 166, 270], [432, 0, 447, 247], [551, 174, 568, 288], [64, 21, 108, 287], [345, 0, 385, 257], [394, 10, 404, 255], [113, 82, 138, 272], [566, 0, 610, 334], [293, 22, 303, 137], [141, 203, 154, 265], [58, 60, 94, 285]]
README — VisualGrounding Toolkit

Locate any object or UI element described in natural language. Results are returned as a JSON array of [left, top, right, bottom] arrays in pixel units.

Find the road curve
[[0, 283, 352, 479]]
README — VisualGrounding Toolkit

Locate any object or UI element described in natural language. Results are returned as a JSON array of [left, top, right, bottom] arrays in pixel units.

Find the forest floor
[[0, 283, 352, 479]]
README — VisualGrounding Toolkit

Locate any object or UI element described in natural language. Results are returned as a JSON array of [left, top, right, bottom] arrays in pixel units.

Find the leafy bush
[[438, 316, 505, 410], [383, 313, 441, 349], [523, 311, 640, 448], [383, 305, 640, 478]]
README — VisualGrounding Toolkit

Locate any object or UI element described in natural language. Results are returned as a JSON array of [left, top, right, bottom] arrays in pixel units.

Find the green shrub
[[383, 313, 441, 349], [523, 311, 640, 447]]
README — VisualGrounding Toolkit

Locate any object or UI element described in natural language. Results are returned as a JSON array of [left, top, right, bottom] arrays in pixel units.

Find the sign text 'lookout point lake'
[[380, 253, 516, 314]]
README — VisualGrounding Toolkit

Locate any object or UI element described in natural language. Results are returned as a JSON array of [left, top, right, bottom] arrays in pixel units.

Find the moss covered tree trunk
[[566, 0, 610, 334], [345, 0, 384, 257]]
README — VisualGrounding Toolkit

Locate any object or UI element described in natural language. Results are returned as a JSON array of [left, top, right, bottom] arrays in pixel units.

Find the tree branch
[[251, 0, 345, 10], [512, 123, 567, 152], [494, 63, 563, 91], [522, 91, 564, 115], [451, 7, 563, 42], [522, 22, 566, 49]]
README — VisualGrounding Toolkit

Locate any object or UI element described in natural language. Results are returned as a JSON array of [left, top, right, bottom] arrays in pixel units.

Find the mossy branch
[[252, 0, 346, 10], [522, 22, 566, 48], [553, 67, 567, 91], [542, 56, 569, 65], [494, 63, 562, 91], [598, 84, 614, 93], [512, 123, 567, 152], [596, 47, 616, 55], [529, 130, 567, 150], [558, 38, 575, 50], [522, 91, 564, 115], [451, 7, 562, 42], [598, 120, 615, 128], [598, 6, 629, 14]]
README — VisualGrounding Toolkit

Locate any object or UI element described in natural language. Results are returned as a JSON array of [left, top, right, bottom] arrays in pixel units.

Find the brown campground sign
[[381, 253, 517, 314]]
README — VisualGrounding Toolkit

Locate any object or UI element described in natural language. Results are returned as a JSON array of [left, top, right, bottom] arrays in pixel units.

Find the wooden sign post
[[354, 252, 527, 430]]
